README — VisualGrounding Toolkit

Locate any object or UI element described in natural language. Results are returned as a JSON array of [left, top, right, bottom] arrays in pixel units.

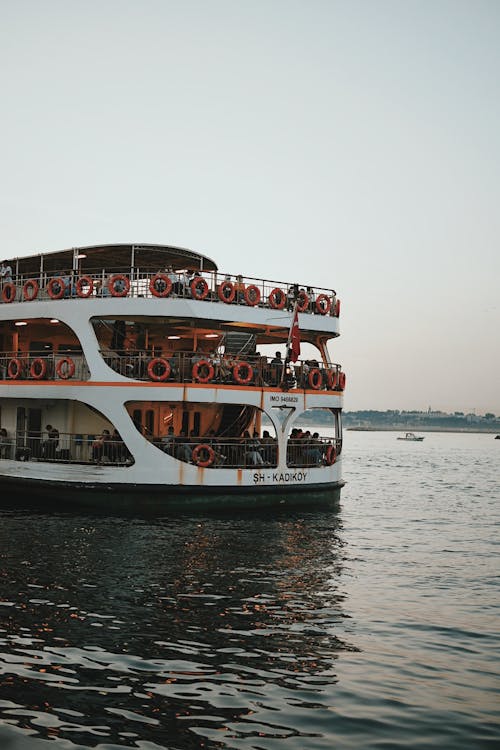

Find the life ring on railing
[[2, 283, 16, 303], [147, 358, 171, 382], [76, 275, 94, 298], [296, 290, 309, 312], [334, 298, 341, 317], [327, 369, 339, 390], [338, 371, 346, 391], [190, 277, 209, 300], [149, 274, 172, 298], [7, 358, 23, 379], [218, 280, 235, 304], [325, 444, 337, 466], [47, 277, 66, 300], [192, 443, 215, 468], [108, 274, 130, 297], [315, 294, 331, 315], [30, 358, 47, 380], [56, 357, 75, 380], [308, 368, 323, 390], [233, 361, 253, 385], [244, 284, 261, 306], [23, 279, 39, 301], [268, 287, 286, 310], [192, 360, 215, 384]]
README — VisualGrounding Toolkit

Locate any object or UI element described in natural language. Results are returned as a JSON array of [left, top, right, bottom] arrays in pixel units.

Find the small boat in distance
[[397, 432, 425, 442]]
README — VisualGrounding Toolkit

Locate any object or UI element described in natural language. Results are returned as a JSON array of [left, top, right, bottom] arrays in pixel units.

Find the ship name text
[[253, 471, 308, 484]]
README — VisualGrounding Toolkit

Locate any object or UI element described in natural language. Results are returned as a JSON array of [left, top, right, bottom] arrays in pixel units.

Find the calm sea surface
[[0, 431, 499, 749]]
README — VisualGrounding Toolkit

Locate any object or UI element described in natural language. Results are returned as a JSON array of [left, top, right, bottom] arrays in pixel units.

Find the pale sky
[[1, 0, 499, 413]]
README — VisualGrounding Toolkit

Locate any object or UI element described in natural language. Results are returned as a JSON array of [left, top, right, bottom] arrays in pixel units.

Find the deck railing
[[100, 350, 345, 391], [0, 270, 340, 318], [0, 431, 341, 469], [0, 352, 90, 381], [0, 349, 345, 392]]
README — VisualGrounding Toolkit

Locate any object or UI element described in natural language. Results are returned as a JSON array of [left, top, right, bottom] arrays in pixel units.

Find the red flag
[[289, 304, 301, 363]]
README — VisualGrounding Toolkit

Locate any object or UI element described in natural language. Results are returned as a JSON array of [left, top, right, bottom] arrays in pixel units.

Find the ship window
[[132, 409, 143, 434], [29, 341, 53, 353], [145, 410, 155, 438], [193, 411, 201, 437], [58, 343, 83, 353], [182, 410, 189, 435]]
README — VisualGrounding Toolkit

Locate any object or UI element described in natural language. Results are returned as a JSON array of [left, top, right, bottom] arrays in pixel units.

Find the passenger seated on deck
[[160, 426, 176, 455], [175, 431, 192, 463], [243, 431, 265, 466], [42, 424, 59, 459]]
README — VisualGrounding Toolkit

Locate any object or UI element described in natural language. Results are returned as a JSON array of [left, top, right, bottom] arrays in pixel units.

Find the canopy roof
[[4, 243, 218, 275]]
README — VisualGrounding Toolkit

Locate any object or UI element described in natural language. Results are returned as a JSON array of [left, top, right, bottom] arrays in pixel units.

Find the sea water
[[0, 431, 498, 749]]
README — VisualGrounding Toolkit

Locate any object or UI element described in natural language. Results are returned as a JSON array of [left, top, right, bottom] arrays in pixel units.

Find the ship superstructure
[[0, 244, 345, 509]]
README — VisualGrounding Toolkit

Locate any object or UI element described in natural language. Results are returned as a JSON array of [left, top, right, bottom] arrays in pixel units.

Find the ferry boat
[[0, 244, 345, 510]]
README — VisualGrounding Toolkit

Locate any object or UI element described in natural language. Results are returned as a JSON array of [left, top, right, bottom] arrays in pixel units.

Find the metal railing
[[0, 431, 341, 469], [0, 269, 340, 318], [152, 434, 341, 469], [0, 348, 344, 391], [0, 431, 132, 465], [100, 350, 345, 391], [0, 352, 90, 381]]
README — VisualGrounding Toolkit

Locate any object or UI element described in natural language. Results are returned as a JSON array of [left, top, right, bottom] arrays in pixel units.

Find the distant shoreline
[[347, 426, 499, 434]]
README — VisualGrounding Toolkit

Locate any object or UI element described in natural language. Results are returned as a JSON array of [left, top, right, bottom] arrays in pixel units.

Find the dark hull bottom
[[0, 476, 343, 513]]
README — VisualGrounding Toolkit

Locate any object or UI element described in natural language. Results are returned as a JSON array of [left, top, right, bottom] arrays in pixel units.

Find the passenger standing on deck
[[42, 424, 59, 459], [0, 427, 10, 458], [0, 261, 13, 286]]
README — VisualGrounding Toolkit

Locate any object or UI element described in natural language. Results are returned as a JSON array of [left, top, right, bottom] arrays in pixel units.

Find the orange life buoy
[[56, 357, 76, 380], [325, 444, 337, 466], [108, 274, 130, 297], [23, 279, 39, 301], [296, 290, 309, 312], [190, 277, 209, 300], [244, 284, 261, 306], [334, 298, 341, 317], [147, 358, 171, 382], [2, 283, 16, 303], [315, 294, 331, 315], [268, 287, 286, 310], [308, 368, 323, 390], [192, 443, 215, 468], [218, 280, 235, 303], [29, 358, 47, 380], [327, 369, 339, 390], [150, 274, 173, 298], [76, 275, 94, 298], [338, 371, 346, 391], [47, 277, 66, 300], [7, 358, 23, 379], [192, 360, 215, 384], [233, 361, 253, 385]]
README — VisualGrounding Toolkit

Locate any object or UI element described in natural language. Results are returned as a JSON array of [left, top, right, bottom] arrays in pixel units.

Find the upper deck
[[0, 244, 340, 333]]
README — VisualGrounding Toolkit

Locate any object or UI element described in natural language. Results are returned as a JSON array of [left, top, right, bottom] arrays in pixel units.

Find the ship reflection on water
[[0, 502, 352, 748]]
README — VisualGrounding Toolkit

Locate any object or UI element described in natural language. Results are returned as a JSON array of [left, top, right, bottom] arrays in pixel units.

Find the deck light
[[205, 334, 219, 338], [15, 321, 27, 326], [50, 319, 60, 324], [167, 335, 181, 339]]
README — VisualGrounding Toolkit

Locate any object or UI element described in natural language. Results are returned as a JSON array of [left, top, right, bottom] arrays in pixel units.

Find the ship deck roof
[[4, 243, 218, 275]]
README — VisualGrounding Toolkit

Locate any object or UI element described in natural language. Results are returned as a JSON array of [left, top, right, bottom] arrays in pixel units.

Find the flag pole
[[282, 300, 299, 385]]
